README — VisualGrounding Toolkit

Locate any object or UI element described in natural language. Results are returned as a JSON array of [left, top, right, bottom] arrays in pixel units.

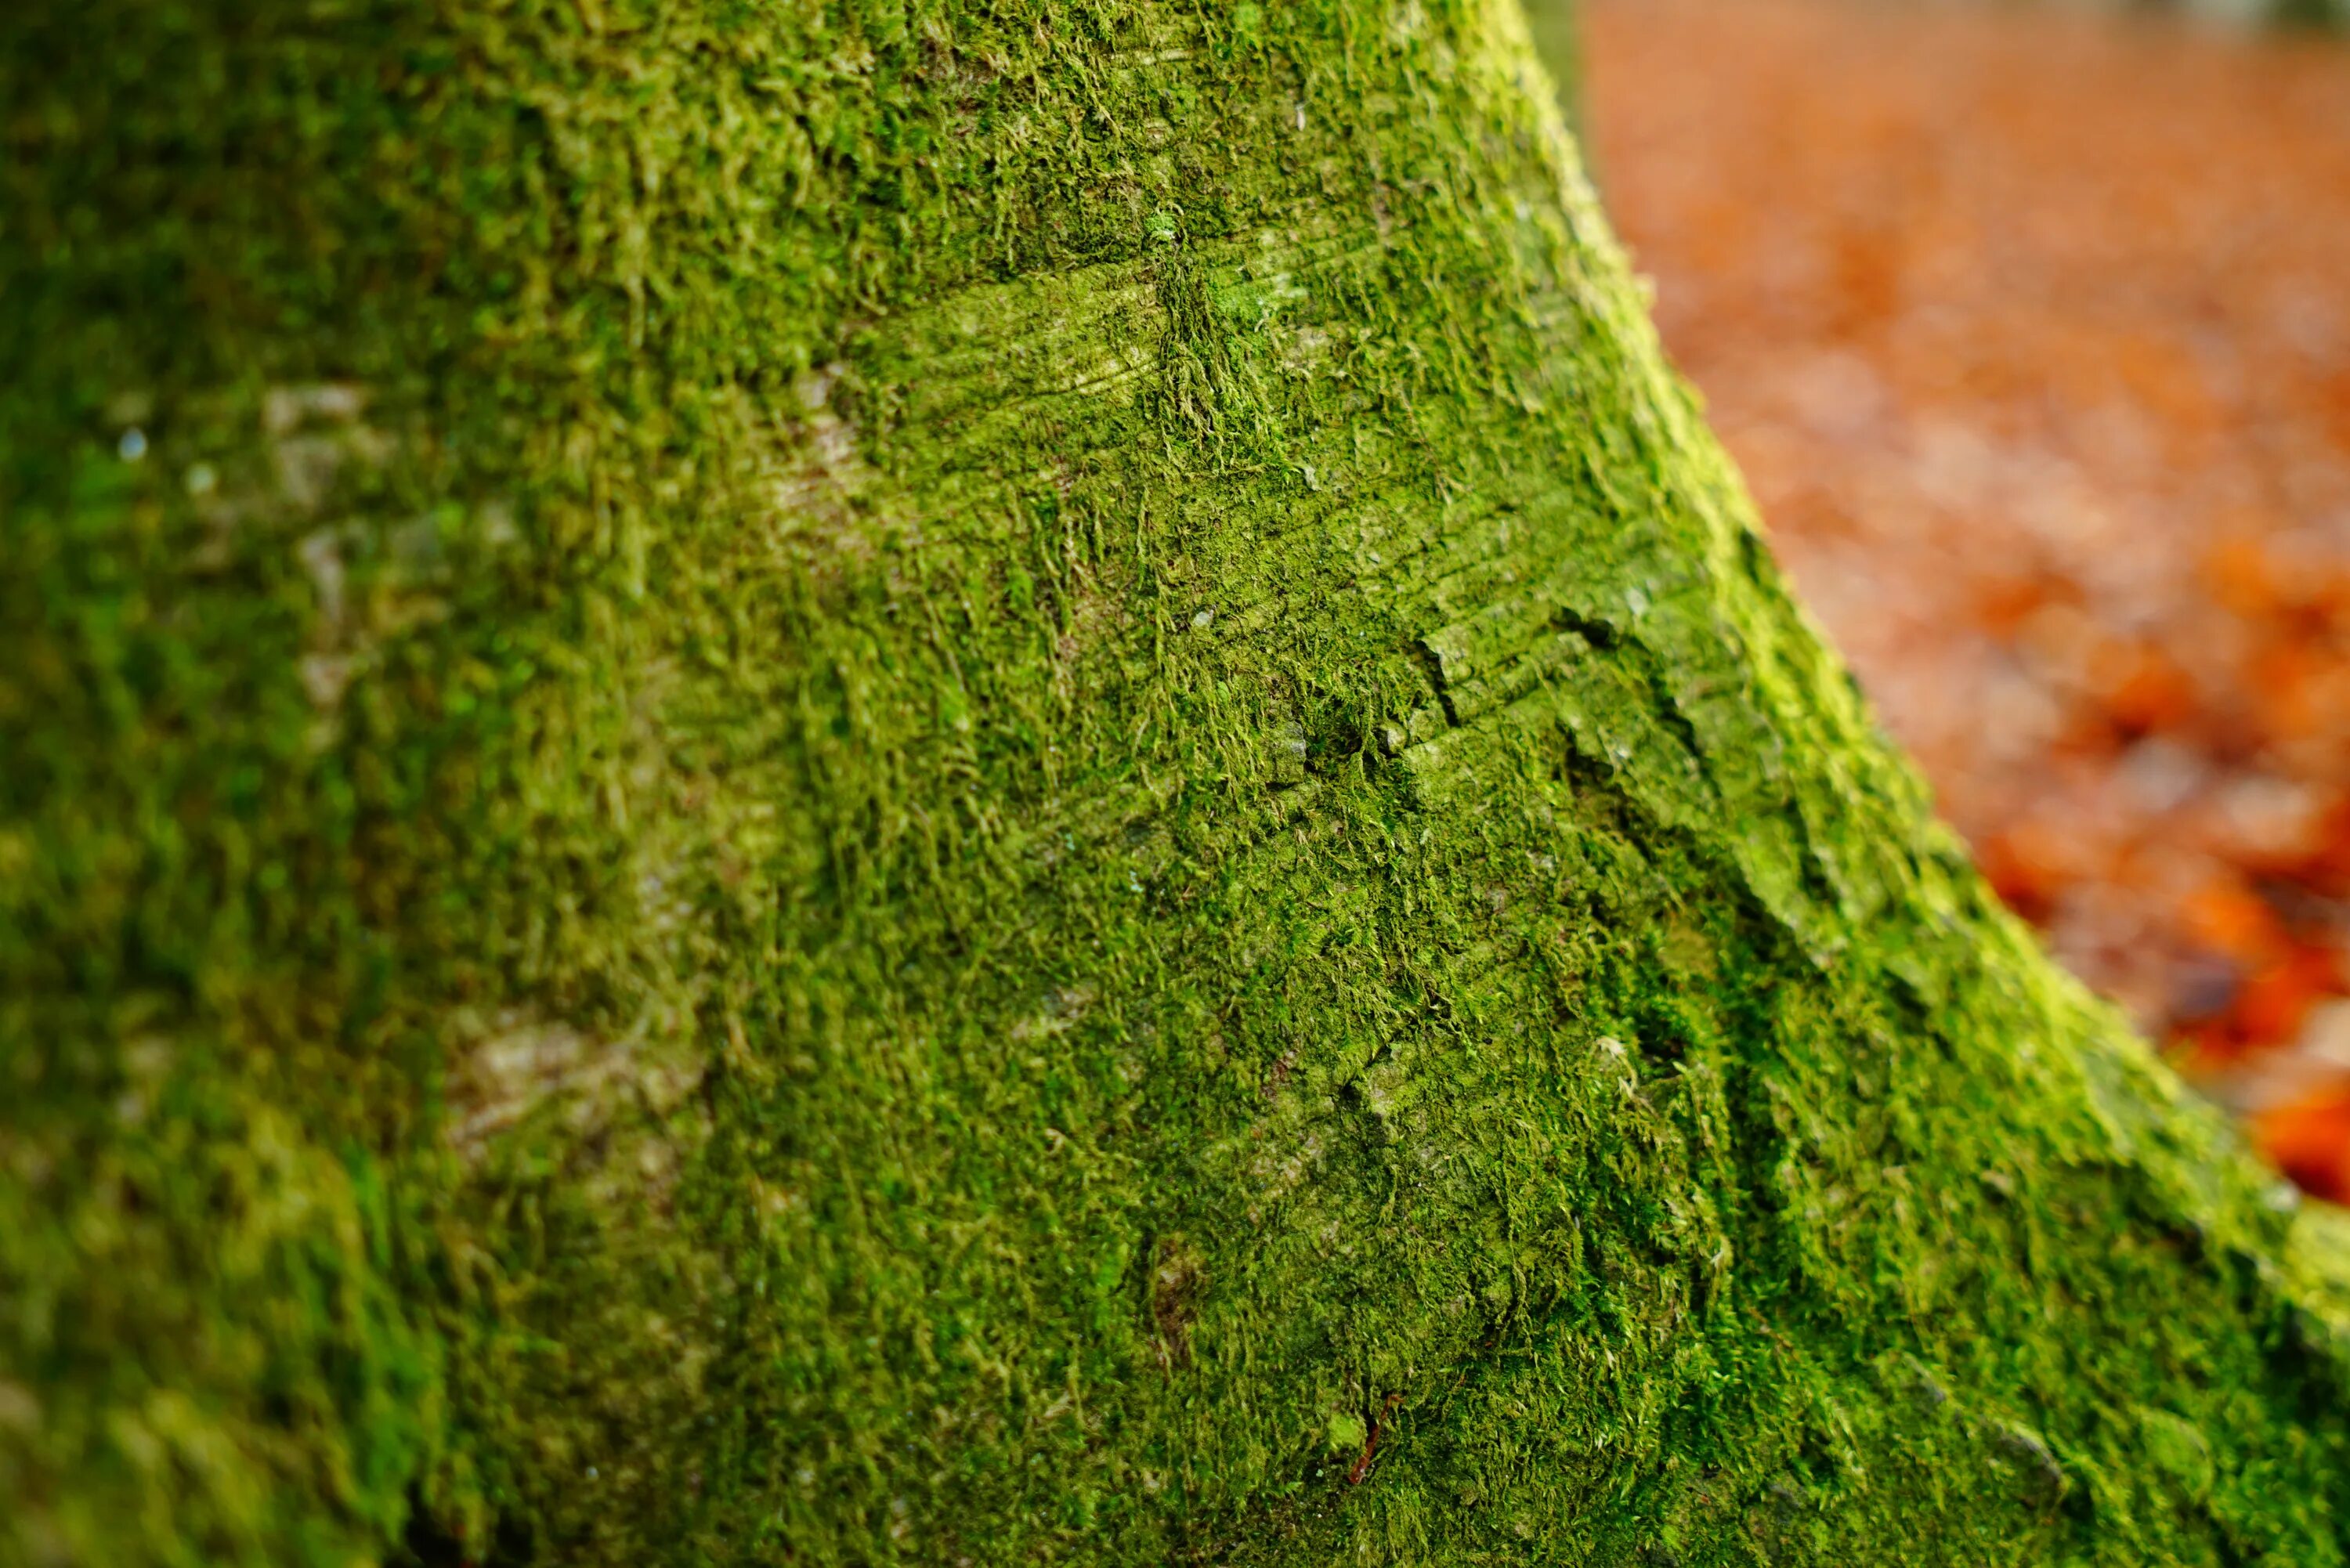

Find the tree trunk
[[6, 1, 2350, 1563]]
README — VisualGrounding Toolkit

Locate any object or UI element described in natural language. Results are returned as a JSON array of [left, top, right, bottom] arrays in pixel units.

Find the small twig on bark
[[1346, 1393, 1403, 1486]]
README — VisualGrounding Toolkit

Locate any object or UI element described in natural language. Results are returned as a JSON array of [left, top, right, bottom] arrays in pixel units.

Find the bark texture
[[6, 1, 2350, 1564]]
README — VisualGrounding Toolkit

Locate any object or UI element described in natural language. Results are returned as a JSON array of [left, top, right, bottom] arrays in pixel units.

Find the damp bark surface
[[6, 2, 2350, 1564]]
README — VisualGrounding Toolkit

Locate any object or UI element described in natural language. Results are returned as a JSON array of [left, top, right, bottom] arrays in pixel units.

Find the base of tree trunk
[[5, 1, 2350, 1563]]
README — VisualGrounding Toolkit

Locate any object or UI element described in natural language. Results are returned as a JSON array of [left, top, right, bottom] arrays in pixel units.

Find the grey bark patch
[[444, 1012, 704, 1167]]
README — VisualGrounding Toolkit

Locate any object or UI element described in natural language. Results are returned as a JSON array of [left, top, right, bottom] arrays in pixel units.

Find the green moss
[[1520, 0, 1585, 149], [5, 0, 2350, 1563]]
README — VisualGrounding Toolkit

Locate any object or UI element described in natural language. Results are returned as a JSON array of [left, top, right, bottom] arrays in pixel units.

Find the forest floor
[[1582, 0, 2350, 1194]]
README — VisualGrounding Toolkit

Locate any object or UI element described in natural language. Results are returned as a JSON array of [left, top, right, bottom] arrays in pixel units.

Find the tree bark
[[5, 1, 2350, 1563]]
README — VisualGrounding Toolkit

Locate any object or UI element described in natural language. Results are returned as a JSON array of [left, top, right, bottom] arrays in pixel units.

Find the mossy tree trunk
[[1521, 0, 1585, 149], [7, 1, 2350, 1564]]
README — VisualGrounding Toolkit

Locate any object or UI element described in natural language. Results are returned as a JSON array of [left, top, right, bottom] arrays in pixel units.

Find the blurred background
[[1546, 0, 2350, 1197]]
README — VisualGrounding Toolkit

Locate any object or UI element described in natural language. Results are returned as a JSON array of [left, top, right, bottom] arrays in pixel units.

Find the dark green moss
[[5, 0, 2350, 1563]]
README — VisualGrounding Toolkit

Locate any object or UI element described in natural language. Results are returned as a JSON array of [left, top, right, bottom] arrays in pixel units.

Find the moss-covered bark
[[7, 0, 2350, 1563], [1520, 0, 1583, 147]]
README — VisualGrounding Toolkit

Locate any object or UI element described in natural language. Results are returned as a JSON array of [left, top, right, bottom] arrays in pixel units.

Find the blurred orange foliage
[[1585, 0, 2350, 1195]]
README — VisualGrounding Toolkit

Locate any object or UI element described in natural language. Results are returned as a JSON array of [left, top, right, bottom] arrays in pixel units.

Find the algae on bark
[[6, 0, 2350, 1564]]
